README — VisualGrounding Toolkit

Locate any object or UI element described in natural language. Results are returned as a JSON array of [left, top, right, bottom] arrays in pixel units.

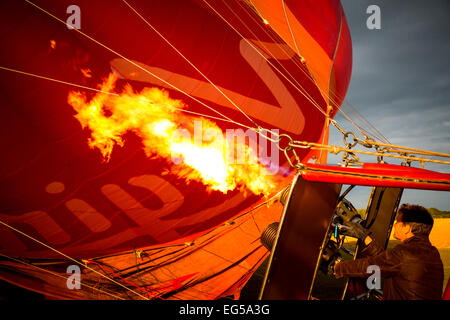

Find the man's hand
[[332, 257, 343, 278], [339, 221, 370, 241]]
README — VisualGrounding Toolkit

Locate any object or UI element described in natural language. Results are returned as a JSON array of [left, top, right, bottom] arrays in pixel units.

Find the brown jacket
[[334, 235, 444, 300]]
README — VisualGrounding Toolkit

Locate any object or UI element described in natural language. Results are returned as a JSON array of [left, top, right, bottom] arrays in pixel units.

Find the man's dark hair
[[397, 204, 434, 236]]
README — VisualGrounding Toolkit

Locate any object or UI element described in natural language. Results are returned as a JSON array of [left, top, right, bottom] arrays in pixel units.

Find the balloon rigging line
[[70, 190, 286, 281], [228, 0, 389, 149], [246, 0, 395, 146], [21, 1, 446, 166], [327, 5, 343, 107], [13, 1, 449, 168], [0, 186, 284, 300], [238, 0, 324, 93], [218, 0, 337, 147], [322, 0, 342, 164], [0, 253, 126, 300], [0, 65, 119, 96], [82, 259, 165, 299], [208, 0, 383, 154], [120, 0, 261, 130], [281, 0, 301, 59], [272, 1, 386, 144], [22, 0, 378, 159], [232, 0, 380, 145], [111, 188, 284, 277], [112, 247, 187, 277], [341, 100, 391, 144], [0, 66, 278, 163], [122, 0, 294, 146], [0, 65, 253, 129], [289, 140, 450, 166], [97, 212, 262, 296], [202, 0, 328, 119], [221, 0, 326, 123], [237, 0, 390, 144], [24, 0, 244, 131], [0, 219, 150, 300], [22, 0, 287, 151], [97, 186, 282, 273], [207, 0, 384, 146], [237, 1, 347, 117], [240, 0, 392, 146], [231, 0, 319, 101], [355, 141, 450, 159]]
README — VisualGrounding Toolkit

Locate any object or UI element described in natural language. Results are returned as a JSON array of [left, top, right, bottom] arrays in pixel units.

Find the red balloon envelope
[[0, 0, 352, 299]]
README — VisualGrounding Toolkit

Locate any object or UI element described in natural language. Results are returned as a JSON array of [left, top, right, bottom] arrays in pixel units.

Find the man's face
[[393, 212, 411, 241]]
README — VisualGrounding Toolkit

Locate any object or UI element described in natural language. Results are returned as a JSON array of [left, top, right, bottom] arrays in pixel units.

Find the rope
[[23, 0, 289, 153], [24, 0, 248, 129], [201, 0, 329, 119], [340, 100, 391, 144], [121, 0, 261, 130], [281, 0, 301, 60], [0, 219, 150, 300], [0, 66, 253, 128], [289, 140, 450, 166], [0, 179, 284, 300], [216, 0, 388, 151], [0, 253, 125, 300], [233, 0, 317, 94], [84, 259, 166, 300], [24, 0, 391, 164], [354, 139, 450, 158], [237, 0, 391, 146], [17, 0, 450, 170]]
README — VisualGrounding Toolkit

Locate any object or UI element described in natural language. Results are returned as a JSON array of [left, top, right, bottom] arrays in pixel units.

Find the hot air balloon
[[1, 0, 447, 301], [0, 0, 352, 299]]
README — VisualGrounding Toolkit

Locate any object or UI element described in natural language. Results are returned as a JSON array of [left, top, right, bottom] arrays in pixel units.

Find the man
[[334, 204, 444, 300]]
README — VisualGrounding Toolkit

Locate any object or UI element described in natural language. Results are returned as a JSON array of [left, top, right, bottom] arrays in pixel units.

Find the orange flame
[[68, 73, 277, 196]]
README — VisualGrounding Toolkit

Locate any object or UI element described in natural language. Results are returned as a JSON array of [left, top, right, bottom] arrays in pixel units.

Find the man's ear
[[404, 223, 413, 234]]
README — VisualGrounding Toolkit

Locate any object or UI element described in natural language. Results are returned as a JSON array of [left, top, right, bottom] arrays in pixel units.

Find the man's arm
[[360, 236, 384, 256], [334, 240, 402, 279]]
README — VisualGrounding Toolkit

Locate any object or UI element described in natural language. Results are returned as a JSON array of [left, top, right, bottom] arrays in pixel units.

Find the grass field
[[437, 248, 450, 295]]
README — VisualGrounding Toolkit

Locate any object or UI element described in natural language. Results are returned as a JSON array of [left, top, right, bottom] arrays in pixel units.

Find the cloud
[[329, 0, 450, 209], [338, 0, 450, 151]]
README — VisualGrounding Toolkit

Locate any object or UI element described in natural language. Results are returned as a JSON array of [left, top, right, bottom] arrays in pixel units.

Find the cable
[[0, 219, 149, 299], [24, 0, 251, 129], [0, 65, 247, 127], [0, 253, 125, 300], [121, 0, 261, 130]]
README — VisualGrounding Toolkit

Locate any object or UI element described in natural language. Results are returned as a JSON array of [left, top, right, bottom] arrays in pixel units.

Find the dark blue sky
[[329, 0, 450, 209]]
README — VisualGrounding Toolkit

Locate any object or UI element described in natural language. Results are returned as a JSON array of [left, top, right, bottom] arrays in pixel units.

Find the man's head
[[393, 204, 434, 241]]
